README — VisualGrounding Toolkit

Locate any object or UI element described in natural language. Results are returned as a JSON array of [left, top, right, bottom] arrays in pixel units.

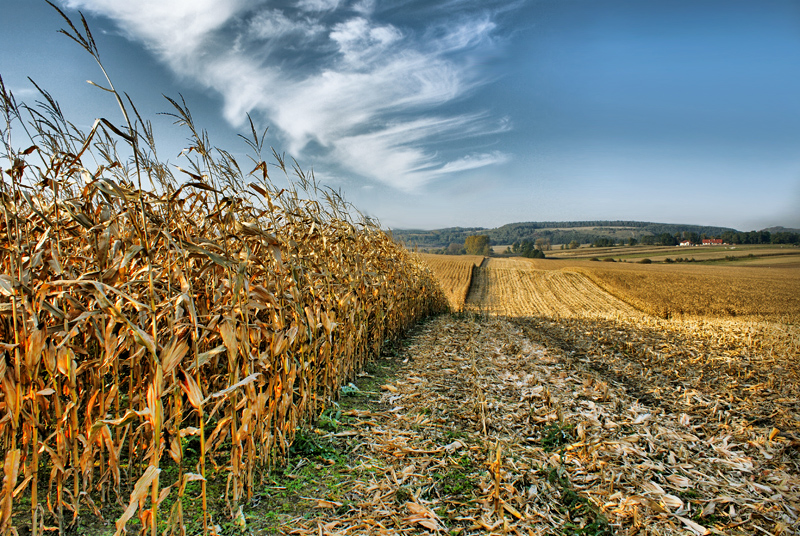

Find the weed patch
[[540, 422, 575, 453], [543, 466, 613, 536]]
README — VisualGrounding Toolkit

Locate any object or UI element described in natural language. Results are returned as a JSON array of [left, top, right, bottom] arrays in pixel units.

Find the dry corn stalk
[[0, 13, 447, 534]]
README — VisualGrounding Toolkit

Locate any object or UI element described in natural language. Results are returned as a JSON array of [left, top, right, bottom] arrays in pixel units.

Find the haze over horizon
[[3, 0, 800, 232]]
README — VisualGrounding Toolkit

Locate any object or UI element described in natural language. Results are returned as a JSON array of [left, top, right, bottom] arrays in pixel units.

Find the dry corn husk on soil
[[238, 313, 798, 535], [364, 254, 797, 535], [0, 15, 446, 535]]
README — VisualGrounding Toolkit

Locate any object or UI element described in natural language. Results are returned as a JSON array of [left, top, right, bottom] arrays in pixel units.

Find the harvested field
[[561, 261, 800, 322], [464, 256, 800, 322], [464, 258, 638, 318], [726, 255, 800, 268], [549, 244, 800, 264], [243, 314, 800, 536], [418, 253, 484, 311], [408, 254, 800, 535]]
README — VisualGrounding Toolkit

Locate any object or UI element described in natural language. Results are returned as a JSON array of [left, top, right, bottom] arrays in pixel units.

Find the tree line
[[396, 222, 800, 250], [722, 230, 799, 245], [432, 235, 546, 258], [637, 230, 800, 246], [392, 220, 746, 249]]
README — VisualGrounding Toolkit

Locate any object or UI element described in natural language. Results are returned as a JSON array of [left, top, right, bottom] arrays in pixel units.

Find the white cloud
[[296, 0, 340, 12], [330, 18, 402, 67], [269, 53, 464, 150], [437, 151, 510, 174], [247, 10, 325, 41], [432, 16, 496, 54], [331, 116, 505, 191], [7, 87, 38, 99], [351, 0, 375, 16], [59, 0, 508, 191], [63, 0, 250, 63]]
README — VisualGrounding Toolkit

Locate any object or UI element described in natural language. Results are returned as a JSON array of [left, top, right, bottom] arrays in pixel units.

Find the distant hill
[[762, 226, 800, 234], [391, 220, 741, 249]]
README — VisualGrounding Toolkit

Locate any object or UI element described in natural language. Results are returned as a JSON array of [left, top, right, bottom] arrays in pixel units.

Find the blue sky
[[2, 0, 800, 230]]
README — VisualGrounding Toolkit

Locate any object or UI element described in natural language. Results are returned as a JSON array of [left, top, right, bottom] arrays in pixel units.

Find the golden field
[[417, 253, 799, 535], [417, 253, 484, 311], [424, 253, 800, 322], [446, 255, 800, 382], [549, 243, 800, 264], [463, 258, 639, 318], [539, 258, 800, 322]]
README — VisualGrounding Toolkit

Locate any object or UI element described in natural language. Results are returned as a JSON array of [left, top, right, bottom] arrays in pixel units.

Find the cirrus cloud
[[60, 0, 511, 190]]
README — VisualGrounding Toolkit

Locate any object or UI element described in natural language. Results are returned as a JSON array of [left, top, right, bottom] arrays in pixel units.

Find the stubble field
[[570, 261, 800, 322], [417, 253, 484, 311], [464, 258, 639, 318], [547, 244, 800, 267], [415, 254, 800, 535]]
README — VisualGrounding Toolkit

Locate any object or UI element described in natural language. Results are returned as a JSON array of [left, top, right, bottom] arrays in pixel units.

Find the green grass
[[540, 422, 575, 453], [432, 455, 477, 498], [542, 465, 613, 536]]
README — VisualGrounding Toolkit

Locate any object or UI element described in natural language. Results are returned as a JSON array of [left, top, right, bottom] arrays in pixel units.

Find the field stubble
[[464, 258, 639, 319], [419, 254, 800, 534], [417, 253, 484, 311], [558, 259, 800, 323], [262, 313, 800, 535]]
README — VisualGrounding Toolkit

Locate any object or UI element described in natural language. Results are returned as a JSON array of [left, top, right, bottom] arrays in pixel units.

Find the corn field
[[0, 9, 447, 535]]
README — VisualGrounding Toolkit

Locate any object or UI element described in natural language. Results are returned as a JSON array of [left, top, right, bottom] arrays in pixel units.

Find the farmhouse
[[679, 240, 692, 246], [702, 238, 724, 245]]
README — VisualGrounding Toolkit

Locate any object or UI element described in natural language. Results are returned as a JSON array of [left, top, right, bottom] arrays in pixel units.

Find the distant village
[[680, 238, 724, 246]]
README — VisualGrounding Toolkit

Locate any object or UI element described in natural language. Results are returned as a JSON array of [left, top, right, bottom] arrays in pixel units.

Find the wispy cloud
[[329, 17, 402, 67], [60, 0, 510, 190], [246, 9, 325, 41], [63, 0, 250, 63], [297, 0, 341, 12], [6, 86, 39, 100], [437, 151, 510, 175]]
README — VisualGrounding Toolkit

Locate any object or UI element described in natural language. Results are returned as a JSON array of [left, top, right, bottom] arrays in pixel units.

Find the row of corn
[[0, 14, 447, 535]]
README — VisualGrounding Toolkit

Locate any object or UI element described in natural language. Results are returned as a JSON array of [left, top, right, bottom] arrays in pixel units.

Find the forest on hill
[[391, 220, 800, 249]]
